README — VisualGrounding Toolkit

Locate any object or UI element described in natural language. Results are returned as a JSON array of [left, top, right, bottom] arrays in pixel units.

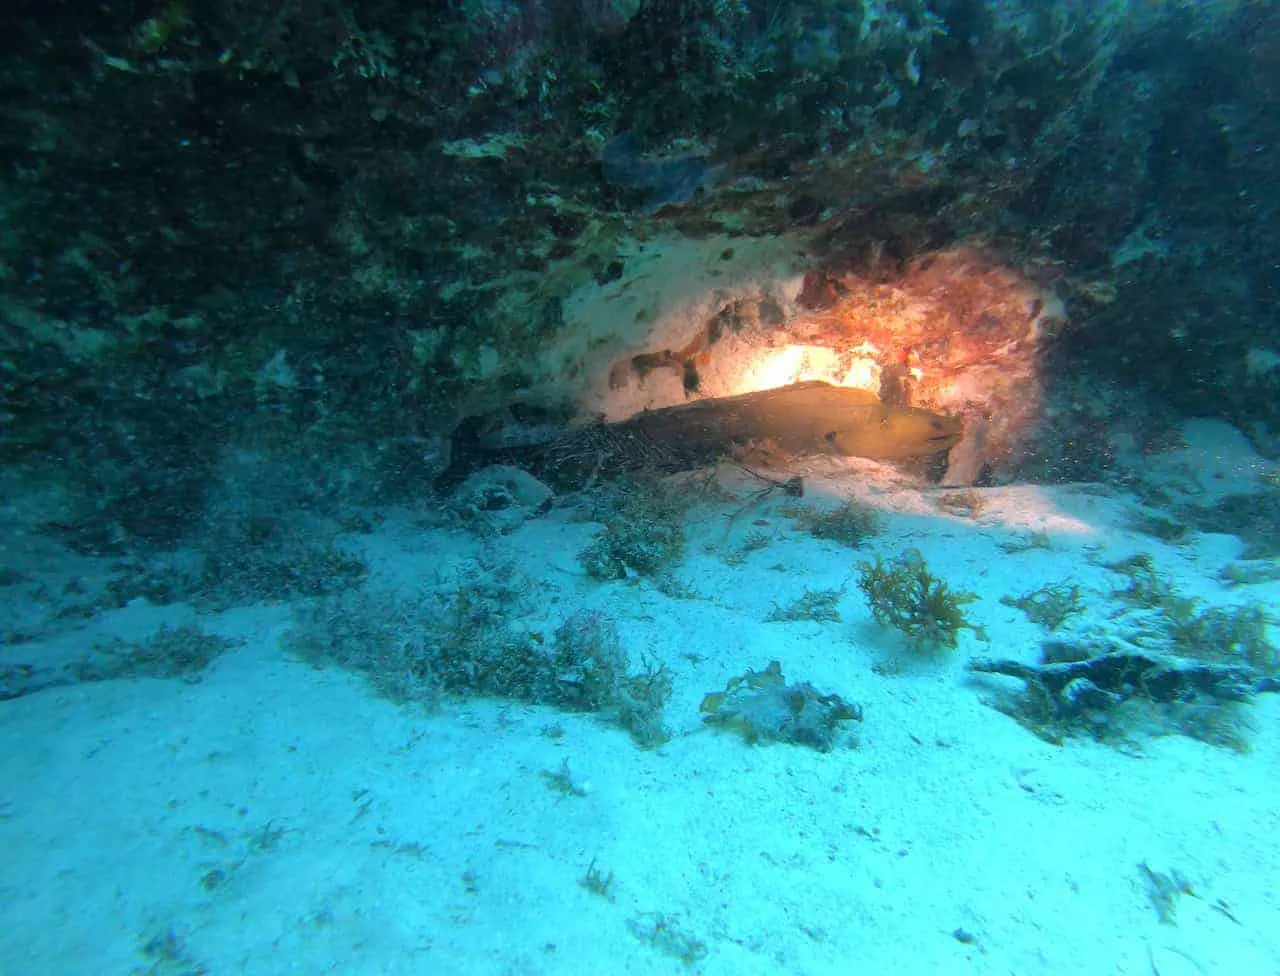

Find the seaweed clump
[[765, 587, 843, 623], [548, 610, 674, 748], [971, 638, 1278, 752], [287, 565, 534, 707], [1001, 582, 1085, 632], [699, 660, 862, 752], [2, 623, 245, 700], [626, 913, 708, 967], [971, 556, 1279, 751], [579, 483, 688, 580], [785, 497, 880, 548], [288, 573, 672, 747], [1168, 603, 1277, 674], [77, 624, 244, 681], [1106, 554, 1277, 672], [857, 549, 981, 651]]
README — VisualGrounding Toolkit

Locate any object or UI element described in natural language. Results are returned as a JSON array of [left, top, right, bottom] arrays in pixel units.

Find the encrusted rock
[[448, 464, 554, 533]]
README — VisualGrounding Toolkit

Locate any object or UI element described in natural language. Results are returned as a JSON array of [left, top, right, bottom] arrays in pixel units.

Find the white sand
[[2, 421, 1278, 975]]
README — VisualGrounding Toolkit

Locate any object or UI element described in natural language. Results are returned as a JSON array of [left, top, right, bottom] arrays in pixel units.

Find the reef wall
[[1, 0, 1275, 538]]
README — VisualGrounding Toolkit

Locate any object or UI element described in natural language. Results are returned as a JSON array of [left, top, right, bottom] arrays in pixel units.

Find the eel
[[441, 381, 963, 490]]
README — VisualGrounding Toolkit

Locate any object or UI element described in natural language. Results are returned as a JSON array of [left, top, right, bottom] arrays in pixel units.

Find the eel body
[[443, 381, 962, 489]]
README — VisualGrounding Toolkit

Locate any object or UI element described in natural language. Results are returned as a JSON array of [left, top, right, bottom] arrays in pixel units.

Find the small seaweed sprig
[[857, 549, 981, 652], [1001, 582, 1084, 632], [579, 858, 616, 900]]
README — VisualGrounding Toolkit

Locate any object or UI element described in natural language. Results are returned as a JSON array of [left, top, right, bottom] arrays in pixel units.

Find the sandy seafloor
[[2, 419, 1278, 976]]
